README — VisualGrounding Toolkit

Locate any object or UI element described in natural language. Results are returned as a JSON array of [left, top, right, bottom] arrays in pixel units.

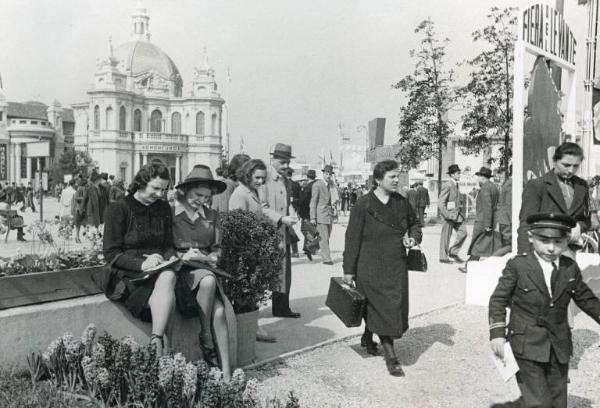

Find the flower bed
[[10, 325, 302, 408]]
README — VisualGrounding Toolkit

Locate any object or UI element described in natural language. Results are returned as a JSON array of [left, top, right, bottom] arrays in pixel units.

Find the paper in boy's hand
[[447, 202, 456, 210], [491, 343, 519, 382]]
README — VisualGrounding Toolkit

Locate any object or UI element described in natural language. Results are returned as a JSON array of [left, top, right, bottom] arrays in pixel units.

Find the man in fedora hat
[[438, 164, 467, 264], [467, 166, 500, 263], [310, 164, 335, 265], [261, 143, 300, 318], [297, 169, 319, 260]]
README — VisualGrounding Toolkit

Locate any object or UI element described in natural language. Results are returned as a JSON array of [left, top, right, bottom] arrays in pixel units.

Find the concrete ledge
[[0, 294, 202, 371]]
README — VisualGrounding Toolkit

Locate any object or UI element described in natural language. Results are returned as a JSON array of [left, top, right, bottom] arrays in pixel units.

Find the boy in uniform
[[489, 213, 600, 408]]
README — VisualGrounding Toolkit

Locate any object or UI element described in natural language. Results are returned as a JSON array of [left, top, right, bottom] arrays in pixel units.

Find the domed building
[[72, 3, 226, 184]]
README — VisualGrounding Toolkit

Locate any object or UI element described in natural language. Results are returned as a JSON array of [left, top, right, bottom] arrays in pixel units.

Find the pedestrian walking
[[416, 181, 430, 226], [59, 179, 77, 220], [73, 178, 88, 243], [489, 213, 600, 408], [517, 142, 590, 255], [286, 167, 301, 257], [296, 169, 319, 260], [341, 187, 349, 215], [85, 172, 102, 228], [467, 167, 500, 261], [261, 143, 300, 318], [310, 164, 335, 265], [343, 160, 422, 376], [438, 164, 467, 264], [98, 172, 110, 224], [495, 166, 512, 254], [406, 183, 419, 212]]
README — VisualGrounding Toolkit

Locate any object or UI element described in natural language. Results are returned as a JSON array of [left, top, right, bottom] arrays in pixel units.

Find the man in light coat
[[260, 143, 300, 318], [310, 164, 335, 265], [438, 164, 467, 264], [58, 179, 77, 220]]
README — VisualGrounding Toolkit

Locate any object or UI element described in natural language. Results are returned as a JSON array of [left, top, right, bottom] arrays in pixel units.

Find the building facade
[[72, 3, 225, 184], [0, 76, 74, 186]]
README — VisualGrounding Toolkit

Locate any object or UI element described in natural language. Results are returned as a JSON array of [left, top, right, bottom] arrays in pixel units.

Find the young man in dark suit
[[416, 181, 430, 227], [517, 142, 590, 254], [489, 213, 600, 408]]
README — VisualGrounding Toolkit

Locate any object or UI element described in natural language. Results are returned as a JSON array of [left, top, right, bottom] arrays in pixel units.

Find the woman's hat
[[447, 164, 461, 175], [176, 165, 227, 193], [270, 143, 295, 160], [474, 167, 492, 178]]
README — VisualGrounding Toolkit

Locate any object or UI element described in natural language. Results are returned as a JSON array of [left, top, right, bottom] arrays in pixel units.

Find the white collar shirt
[[174, 200, 205, 222], [534, 252, 557, 297]]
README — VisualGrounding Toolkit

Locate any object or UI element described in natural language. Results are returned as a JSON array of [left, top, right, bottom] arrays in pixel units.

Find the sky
[[0, 0, 590, 167]]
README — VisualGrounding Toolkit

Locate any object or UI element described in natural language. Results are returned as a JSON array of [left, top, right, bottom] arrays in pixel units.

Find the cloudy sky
[[0, 0, 589, 166]]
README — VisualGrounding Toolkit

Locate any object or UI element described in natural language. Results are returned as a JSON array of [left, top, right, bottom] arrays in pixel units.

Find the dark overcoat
[[343, 191, 422, 337], [489, 253, 600, 364], [517, 170, 590, 253], [469, 180, 500, 257], [85, 184, 101, 227]]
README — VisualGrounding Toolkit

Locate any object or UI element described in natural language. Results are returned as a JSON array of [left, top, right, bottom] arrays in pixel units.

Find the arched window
[[93, 105, 100, 130], [105, 106, 114, 129], [171, 112, 181, 134], [195, 111, 205, 135], [211, 113, 218, 135], [133, 109, 142, 131], [119, 106, 126, 131], [150, 110, 162, 132]]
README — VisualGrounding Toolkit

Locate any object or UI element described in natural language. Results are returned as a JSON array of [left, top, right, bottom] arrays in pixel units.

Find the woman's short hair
[[238, 159, 267, 187], [129, 163, 171, 194], [373, 160, 399, 181], [553, 142, 584, 161], [227, 154, 251, 181]]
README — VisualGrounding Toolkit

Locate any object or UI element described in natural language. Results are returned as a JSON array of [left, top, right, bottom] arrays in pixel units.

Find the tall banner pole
[[511, 11, 525, 255]]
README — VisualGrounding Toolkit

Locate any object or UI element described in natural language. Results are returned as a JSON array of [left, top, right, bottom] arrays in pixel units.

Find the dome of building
[[114, 40, 181, 80]]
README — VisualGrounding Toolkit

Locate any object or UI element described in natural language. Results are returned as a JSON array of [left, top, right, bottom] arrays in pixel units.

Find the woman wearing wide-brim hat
[[172, 164, 237, 380]]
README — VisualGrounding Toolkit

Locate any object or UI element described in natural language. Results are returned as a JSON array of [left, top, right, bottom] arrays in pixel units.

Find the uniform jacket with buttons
[[489, 252, 600, 364]]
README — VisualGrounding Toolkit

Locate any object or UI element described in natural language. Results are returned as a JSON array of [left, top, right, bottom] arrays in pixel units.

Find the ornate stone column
[[133, 152, 141, 175], [26, 157, 32, 182], [142, 153, 148, 165]]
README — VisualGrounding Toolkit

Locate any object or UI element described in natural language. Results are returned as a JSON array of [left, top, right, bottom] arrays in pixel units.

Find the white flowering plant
[[28, 325, 301, 407]]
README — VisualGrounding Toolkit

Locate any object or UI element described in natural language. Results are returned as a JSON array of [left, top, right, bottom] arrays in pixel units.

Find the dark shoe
[[381, 336, 404, 376], [273, 311, 301, 318], [439, 259, 453, 264], [304, 251, 313, 261], [150, 334, 164, 356], [323, 261, 334, 265], [449, 254, 466, 263], [384, 356, 405, 377], [17, 237, 27, 242], [458, 265, 467, 273], [361, 332, 379, 356]]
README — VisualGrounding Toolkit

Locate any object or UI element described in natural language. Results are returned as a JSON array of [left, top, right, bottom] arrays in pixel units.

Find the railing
[[134, 132, 189, 144]]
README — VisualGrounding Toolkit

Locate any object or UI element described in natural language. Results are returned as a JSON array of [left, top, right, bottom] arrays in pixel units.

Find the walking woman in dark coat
[[343, 160, 422, 376], [103, 163, 178, 356]]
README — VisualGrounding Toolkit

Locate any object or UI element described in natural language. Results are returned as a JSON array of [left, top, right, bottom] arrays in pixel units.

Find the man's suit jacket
[[417, 186, 430, 208], [407, 189, 419, 210], [437, 180, 464, 223], [517, 170, 590, 253], [310, 179, 334, 224], [489, 253, 600, 364], [496, 177, 512, 226]]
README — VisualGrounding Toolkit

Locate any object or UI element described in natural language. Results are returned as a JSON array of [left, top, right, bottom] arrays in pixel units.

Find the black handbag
[[407, 246, 427, 272], [325, 277, 366, 327], [92, 254, 126, 301]]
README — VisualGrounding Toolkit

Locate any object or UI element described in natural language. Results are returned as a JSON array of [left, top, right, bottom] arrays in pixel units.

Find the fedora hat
[[322, 164, 335, 174], [474, 166, 492, 178], [447, 164, 461, 175], [176, 165, 227, 193], [270, 143, 295, 160]]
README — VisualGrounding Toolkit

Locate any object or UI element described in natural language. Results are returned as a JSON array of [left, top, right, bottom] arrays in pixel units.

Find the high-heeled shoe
[[381, 337, 405, 377], [199, 334, 220, 367], [360, 331, 379, 356]]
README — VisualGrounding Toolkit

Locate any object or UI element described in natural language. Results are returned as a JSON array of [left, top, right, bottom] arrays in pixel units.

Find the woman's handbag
[[407, 246, 428, 272], [91, 254, 126, 301], [325, 277, 366, 327]]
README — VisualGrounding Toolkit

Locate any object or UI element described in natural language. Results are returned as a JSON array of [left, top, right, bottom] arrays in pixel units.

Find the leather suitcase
[[325, 277, 366, 327]]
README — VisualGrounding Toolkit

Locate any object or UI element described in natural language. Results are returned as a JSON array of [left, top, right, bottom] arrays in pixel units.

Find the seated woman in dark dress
[[173, 165, 236, 381], [343, 160, 422, 376], [103, 163, 177, 356]]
